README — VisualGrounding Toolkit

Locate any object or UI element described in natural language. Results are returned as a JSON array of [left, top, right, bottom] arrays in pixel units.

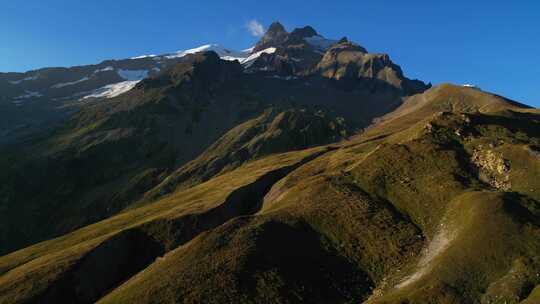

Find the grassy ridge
[[0, 84, 539, 303]]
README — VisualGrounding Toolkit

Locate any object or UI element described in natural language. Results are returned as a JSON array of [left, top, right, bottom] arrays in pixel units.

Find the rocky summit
[[0, 22, 539, 304]]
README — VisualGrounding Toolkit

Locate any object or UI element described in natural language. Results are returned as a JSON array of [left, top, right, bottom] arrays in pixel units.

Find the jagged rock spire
[[266, 21, 287, 36], [253, 21, 289, 52]]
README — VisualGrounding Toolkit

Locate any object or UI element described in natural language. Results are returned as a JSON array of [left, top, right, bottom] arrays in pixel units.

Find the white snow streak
[[130, 54, 157, 59], [9, 75, 38, 85], [162, 44, 274, 67], [51, 77, 90, 88], [165, 44, 245, 60], [81, 81, 140, 100], [240, 47, 276, 67], [12, 90, 43, 104], [94, 66, 114, 73]]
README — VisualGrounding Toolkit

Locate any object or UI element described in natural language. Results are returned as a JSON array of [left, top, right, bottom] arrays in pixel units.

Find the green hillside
[[1, 83, 539, 303]]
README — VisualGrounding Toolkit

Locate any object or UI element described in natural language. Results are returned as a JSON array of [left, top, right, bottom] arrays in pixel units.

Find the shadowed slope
[[145, 108, 348, 199], [0, 148, 328, 304]]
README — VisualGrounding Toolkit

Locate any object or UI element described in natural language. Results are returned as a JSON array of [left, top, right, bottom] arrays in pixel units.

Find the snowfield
[[82, 81, 140, 100], [164, 44, 246, 60], [163, 44, 275, 67], [79, 45, 275, 100], [6, 43, 280, 103], [239, 47, 276, 67]]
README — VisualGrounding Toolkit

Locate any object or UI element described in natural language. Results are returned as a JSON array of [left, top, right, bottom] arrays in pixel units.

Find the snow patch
[[117, 69, 149, 81], [94, 66, 114, 73], [165, 44, 242, 59], [166, 44, 247, 61], [241, 47, 277, 67], [51, 77, 90, 89], [462, 84, 480, 89], [12, 90, 43, 103], [131, 54, 157, 59], [81, 81, 140, 100], [162, 44, 274, 67], [9, 75, 38, 85]]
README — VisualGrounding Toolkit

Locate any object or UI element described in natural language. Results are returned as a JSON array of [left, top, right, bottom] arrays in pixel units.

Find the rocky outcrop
[[248, 22, 429, 95], [316, 40, 428, 94], [471, 149, 511, 190]]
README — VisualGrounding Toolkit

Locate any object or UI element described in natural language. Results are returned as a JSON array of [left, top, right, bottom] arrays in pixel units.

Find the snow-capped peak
[[165, 44, 248, 60], [161, 44, 275, 67]]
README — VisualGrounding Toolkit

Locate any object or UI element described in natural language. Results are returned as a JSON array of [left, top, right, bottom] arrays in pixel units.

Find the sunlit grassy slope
[[1, 84, 539, 303]]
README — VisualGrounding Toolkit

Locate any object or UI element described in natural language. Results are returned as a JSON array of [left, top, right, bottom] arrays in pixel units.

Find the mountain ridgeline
[[0, 23, 428, 255], [1, 22, 539, 304]]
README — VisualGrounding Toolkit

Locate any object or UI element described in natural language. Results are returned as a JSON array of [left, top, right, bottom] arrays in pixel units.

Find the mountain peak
[[290, 26, 318, 39], [253, 21, 289, 52], [267, 21, 287, 35]]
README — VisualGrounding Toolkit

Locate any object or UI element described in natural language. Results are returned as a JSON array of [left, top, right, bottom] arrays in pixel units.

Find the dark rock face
[[290, 26, 318, 39]]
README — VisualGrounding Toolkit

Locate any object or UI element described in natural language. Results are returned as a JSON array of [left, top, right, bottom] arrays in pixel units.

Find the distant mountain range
[[0, 22, 539, 304], [0, 22, 427, 145]]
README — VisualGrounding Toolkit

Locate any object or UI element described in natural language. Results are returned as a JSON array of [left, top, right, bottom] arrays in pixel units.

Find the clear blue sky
[[1, 1, 539, 107]]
